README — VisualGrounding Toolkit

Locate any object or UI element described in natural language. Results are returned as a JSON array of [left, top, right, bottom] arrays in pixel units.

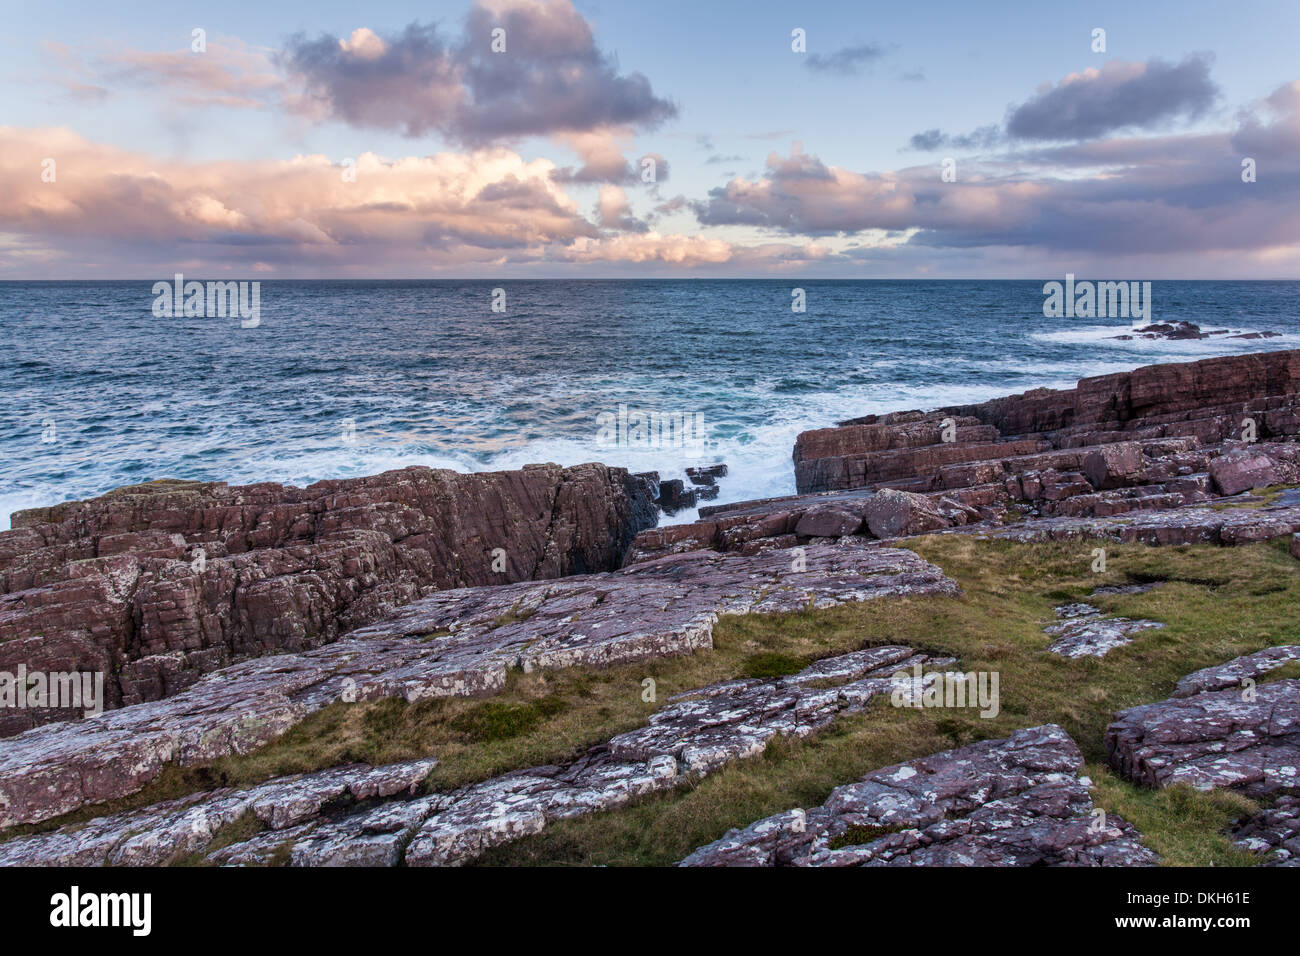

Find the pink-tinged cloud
[[102, 36, 285, 110], [1005, 55, 1219, 141], [0, 126, 609, 274]]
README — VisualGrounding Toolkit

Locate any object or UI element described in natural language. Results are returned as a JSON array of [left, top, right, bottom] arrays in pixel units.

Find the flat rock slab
[[1174, 645, 1300, 698], [679, 725, 1156, 867], [1106, 677, 1300, 797], [980, 502, 1300, 548], [0, 543, 957, 830], [0, 759, 436, 867], [1231, 795, 1300, 866], [3, 645, 952, 866], [1044, 603, 1164, 659]]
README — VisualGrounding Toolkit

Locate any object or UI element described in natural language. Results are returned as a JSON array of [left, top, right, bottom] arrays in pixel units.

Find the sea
[[2, 279, 1298, 530]]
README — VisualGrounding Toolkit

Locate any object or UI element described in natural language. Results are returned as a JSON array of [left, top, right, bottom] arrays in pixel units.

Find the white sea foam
[[1030, 324, 1300, 354]]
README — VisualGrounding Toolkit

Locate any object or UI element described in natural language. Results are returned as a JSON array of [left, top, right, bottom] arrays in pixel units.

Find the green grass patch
[[1086, 764, 1260, 866], [740, 652, 809, 679]]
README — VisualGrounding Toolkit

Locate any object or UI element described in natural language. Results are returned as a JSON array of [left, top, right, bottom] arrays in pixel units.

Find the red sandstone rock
[[795, 350, 1300, 496], [794, 505, 864, 538], [862, 489, 950, 539], [1209, 451, 1279, 496], [0, 464, 656, 735]]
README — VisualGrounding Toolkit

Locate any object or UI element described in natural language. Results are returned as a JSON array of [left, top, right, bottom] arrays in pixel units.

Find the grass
[[1085, 766, 1261, 867], [740, 651, 810, 679], [6, 532, 1298, 866]]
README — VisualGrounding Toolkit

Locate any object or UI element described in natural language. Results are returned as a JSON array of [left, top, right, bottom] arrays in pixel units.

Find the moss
[[1208, 484, 1290, 511], [172, 810, 266, 867], [448, 695, 569, 742], [491, 602, 537, 628], [827, 822, 905, 850], [741, 652, 809, 679]]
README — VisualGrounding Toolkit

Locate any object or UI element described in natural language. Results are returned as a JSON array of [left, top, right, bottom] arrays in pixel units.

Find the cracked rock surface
[[313, 644, 948, 867], [679, 725, 1156, 867], [0, 543, 957, 829], [1106, 654, 1300, 797], [1044, 601, 1164, 659], [1173, 645, 1300, 697], [1231, 795, 1300, 866], [0, 463, 658, 735]]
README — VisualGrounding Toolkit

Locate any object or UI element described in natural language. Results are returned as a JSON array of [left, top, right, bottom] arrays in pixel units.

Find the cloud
[[87, 36, 284, 110], [1005, 54, 1219, 141], [691, 79, 1300, 263], [595, 185, 646, 232], [0, 126, 606, 274], [279, 0, 676, 143], [907, 125, 1001, 152], [804, 44, 887, 76]]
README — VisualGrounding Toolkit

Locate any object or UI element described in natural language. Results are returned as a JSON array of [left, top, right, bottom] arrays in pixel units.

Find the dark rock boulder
[[655, 479, 696, 514], [794, 505, 864, 538], [685, 464, 728, 486]]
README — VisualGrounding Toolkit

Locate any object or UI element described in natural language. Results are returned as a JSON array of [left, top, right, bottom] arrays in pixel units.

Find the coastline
[[2, 346, 1299, 866]]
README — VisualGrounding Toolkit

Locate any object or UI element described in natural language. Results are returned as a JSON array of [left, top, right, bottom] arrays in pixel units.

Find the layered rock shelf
[[1105, 656, 1300, 798], [0, 644, 952, 866], [0, 542, 956, 829], [795, 348, 1300, 496], [680, 725, 1156, 867], [1104, 647, 1300, 865], [1231, 796, 1300, 866], [0, 759, 438, 867], [0, 463, 657, 734], [629, 350, 1300, 563]]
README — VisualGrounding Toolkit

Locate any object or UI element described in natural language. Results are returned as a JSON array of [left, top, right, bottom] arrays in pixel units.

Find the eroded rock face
[[0, 463, 657, 735], [2, 644, 954, 867], [791, 349, 1300, 508], [1105, 676, 1300, 797], [0, 543, 958, 829], [679, 725, 1157, 867]]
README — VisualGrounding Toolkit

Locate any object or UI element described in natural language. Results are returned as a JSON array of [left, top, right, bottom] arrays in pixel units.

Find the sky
[[2, 0, 1299, 278]]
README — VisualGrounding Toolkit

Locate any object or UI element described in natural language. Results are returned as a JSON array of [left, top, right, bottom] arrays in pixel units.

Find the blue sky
[[3, 0, 1299, 277]]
